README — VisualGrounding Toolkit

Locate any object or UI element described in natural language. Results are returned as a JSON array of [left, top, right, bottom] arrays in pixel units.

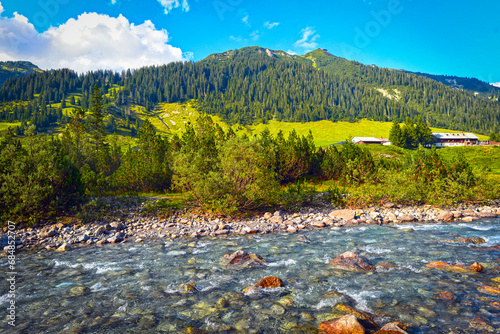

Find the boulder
[[469, 262, 484, 272], [329, 209, 356, 221], [270, 216, 284, 224], [329, 251, 374, 272], [263, 212, 273, 219], [438, 211, 454, 222], [107, 235, 123, 244], [243, 276, 284, 293], [220, 250, 266, 267], [478, 212, 498, 218], [319, 315, 365, 334], [398, 214, 415, 222], [255, 276, 283, 289], [383, 202, 395, 209], [385, 213, 397, 221]]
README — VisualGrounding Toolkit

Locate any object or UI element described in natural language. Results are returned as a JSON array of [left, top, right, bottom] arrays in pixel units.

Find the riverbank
[[2, 197, 500, 253]]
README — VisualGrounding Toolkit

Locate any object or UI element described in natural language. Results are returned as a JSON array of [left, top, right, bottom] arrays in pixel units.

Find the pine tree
[[88, 84, 106, 156], [389, 119, 404, 147]]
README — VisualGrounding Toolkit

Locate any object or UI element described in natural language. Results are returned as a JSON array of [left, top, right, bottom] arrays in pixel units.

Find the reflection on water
[[1, 219, 500, 333]]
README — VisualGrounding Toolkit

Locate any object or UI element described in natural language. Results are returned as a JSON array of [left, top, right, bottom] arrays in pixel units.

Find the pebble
[[4, 197, 499, 253]]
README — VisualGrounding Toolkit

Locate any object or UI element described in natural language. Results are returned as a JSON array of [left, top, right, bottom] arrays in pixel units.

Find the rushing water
[[2, 219, 500, 333]]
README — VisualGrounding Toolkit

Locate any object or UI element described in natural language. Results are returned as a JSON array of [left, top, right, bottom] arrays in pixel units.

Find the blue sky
[[0, 0, 499, 83]]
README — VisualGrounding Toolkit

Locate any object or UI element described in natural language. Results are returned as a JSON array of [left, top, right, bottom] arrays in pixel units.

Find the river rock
[[40, 229, 56, 238], [107, 235, 123, 243], [110, 222, 126, 231], [270, 216, 284, 224], [438, 291, 457, 301], [477, 285, 500, 295], [383, 202, 396, 209], [398, 214, 415, 222], [220, 250, 266, 267], [374, 322, 408, 333], [329, 209, 356, 221], [329, 251, 374, 272], [179, 282, 197, 294], [243, 276, 284, 293], [478, 212, 498, 218], [386, 212, 397, 221], [469, 316, 495, 332], [438, 211, 455, 222], [78, 234, 90, 242], [70, 286, 90, 296], [296, 235, 310, 243], [469, 262, 484, 272], [264, 212, 273, 219], [56, 243, 72, 251], [319, 315, 366, 334]]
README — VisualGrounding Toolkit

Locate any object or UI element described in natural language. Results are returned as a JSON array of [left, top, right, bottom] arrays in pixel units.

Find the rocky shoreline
[[2, 198, 500, 253]]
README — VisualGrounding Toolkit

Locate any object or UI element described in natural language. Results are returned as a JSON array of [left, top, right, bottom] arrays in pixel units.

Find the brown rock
[[469, 262, 484, 272], [312, 221, 326, 228], [399, 214, 415, 222], [110, 222, 126, 231], [329, 251, 374, 272], [319, 315, 365, 334], [221, 250, 266, 267], [478, 285, 500, 295], [263, 212, 273, 219], [478, 212, 498, 218], [374, 322, 408, 334], [270, 216, 284, 224], [243, 276, 284, 293], [438, 211, 454, 222], [40, 229, 56, 238], [469, 316, 494, 332], [255, 276, 284, 289], [386, 212, 397, 221], [438, 291, 457, 301], [383, 202, 395, 208], [329, 209, 356, 221]]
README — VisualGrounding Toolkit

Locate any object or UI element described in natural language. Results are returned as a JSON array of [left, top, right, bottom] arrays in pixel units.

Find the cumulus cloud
[[157, 0, 189, 14], [0, 2, 3, 16], [491, 82, 500, 88], [264, 21, 279, 29], [294, 27, 319, 49], [0, 11, 185, 72], [286, 50, 297, 55]]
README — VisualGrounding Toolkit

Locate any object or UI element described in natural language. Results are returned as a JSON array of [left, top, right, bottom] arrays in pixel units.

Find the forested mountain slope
[[0, 47, 499, 135]]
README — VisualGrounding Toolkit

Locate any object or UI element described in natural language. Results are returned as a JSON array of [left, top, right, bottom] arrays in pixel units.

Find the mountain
[[405, 71, 500, 97], [0, 61, 41, 87], [0, 47, 499, 135]]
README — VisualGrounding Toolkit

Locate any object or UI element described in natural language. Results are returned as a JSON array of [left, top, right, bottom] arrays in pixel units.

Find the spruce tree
[[389, 119, 404, 147]]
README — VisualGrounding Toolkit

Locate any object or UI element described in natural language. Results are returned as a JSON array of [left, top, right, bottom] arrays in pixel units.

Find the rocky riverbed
[[2, 197, 500, 253]]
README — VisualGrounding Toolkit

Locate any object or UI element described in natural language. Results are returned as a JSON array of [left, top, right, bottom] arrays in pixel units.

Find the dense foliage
[[389, 116, 434, 148]]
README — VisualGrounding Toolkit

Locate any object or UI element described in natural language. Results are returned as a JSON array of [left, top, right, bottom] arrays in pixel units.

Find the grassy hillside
[[0, 61, 41, 87]]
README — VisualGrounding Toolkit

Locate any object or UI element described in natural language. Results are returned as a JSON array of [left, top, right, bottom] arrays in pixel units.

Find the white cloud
[[491, 82, 500, 88], [250, 30, 259, 41], [294, 27, 320, 50], [286, 50, 297, 55], [230, 35, 243, 42], [264, 21, 279, 29], [157, 0, 189, 14], [0, 11, 185, 72], [0, 2, 4, 16], [242, 14, 250, 27], [110, 0, 117, 5]]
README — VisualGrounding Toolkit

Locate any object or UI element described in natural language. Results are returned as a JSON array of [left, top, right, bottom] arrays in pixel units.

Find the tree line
[[1, 48, 499, 135]]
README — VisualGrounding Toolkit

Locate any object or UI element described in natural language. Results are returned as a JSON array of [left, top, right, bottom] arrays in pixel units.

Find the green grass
[[240, 119, 489, 147], [0, 122, 21, 132]]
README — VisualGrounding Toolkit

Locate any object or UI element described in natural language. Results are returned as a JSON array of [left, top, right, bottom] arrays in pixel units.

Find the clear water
[[2, 219, 500, 333]]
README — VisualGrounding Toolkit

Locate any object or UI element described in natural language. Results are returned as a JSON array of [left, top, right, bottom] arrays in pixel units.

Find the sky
[[0, 0, 499, 84]]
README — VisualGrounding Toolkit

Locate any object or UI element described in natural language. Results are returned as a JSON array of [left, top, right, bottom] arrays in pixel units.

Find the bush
[[173, 124, 279, 213], [0, 128, 84, 221]]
